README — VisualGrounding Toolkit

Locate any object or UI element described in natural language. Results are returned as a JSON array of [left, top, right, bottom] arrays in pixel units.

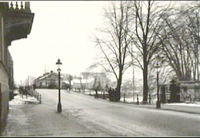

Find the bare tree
[[157, 2, 200, 81], [129, 0, 171, 103], [148, 56, 176, 95], [66, 74, 73, 90], [94, 1, 132, 101], [92, 76, 102, 98], [78, 77, 86, 92]]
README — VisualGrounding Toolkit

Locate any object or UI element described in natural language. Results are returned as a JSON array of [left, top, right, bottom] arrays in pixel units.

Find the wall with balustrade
[[0, 10, 9, 135], [0, 2, 34, 134]]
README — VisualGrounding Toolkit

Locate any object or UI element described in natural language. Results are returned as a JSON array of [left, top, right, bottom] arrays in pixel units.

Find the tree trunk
[[143, 62, 148, 104], [116, 71, 123, 101], [69, 80, 72, 90], [95, 90, 98, 98], [116, 81, 121, 101]]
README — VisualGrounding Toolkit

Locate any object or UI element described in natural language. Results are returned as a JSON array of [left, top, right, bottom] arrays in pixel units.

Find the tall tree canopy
[[95, 1, 132, 101]]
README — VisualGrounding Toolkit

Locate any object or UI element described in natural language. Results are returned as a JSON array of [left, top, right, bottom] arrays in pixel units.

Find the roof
[[34, 71, 62, 82]]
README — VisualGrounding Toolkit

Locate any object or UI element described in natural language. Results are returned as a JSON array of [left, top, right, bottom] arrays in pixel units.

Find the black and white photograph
[[0, 0, 200, 137]]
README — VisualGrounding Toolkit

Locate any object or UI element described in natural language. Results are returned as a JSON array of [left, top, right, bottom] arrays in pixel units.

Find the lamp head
[[56, 59, 62, 72], [57, 68, 61, 72], [56, 59, 62, 65]]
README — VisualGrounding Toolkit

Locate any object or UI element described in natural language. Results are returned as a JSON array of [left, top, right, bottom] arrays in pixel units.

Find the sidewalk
[[156, 103, 200, 114], [123, 101, 200, 114], [86, 93, 200, 115], [2, 92, 113, 136]]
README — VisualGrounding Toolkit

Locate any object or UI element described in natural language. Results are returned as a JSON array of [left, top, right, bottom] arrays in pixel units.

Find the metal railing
[[26, 89, 42, 104], [19, 87, 41, 104]]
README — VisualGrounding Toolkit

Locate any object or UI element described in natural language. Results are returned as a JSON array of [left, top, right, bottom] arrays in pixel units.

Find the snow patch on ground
[[120, 97, 157, 104], [9, 95, 24, 105], [120, 97, 200, 107], [9, 94, 39, 106], [166, 102, 200, 107]]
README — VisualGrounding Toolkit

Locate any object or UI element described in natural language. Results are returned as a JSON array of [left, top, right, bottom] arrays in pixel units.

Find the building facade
[[0, 2, 34, 133], [72, 72, 110, 91], [34, 71, 64, 89], [160, 80, 200, 103]]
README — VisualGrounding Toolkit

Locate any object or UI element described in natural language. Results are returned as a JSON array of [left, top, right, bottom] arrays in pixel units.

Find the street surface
[[3, 89, 200, 136]]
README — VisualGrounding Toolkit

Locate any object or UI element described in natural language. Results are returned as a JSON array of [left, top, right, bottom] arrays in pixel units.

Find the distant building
[[160, 80, 200, 103], [34, 71, 64, 89], [179, 81, 200, 102], [0, 2, 34, 133], [72, 72, 110, 91], [72, 77, 84, 91]]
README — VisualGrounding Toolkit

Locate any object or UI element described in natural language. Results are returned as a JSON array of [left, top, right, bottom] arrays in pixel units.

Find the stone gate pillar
[[160, 85, 166, 103], [169, 80, 180, 103]]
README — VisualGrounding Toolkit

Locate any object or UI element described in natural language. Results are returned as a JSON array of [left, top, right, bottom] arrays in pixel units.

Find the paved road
[[3, 89, 200, 136]]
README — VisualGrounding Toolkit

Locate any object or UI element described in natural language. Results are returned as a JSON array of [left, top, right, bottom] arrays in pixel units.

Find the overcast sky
[[9, 1, 114, 85], [8, 1, 190, 85]]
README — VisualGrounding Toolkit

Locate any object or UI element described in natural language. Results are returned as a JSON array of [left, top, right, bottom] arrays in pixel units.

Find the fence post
[[26, 89, 28, 99], [137, 94, 139, 105], [149, 94, 151, 104], [39, 94, 41, 104], [123, 93, 126, 103], [21, 89, 23, 98], [103, 91, 105, 99]]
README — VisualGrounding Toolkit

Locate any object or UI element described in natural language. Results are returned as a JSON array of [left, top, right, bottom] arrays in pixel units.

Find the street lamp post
[[155, 56, 162, 109], [56, 59, 62, 113]]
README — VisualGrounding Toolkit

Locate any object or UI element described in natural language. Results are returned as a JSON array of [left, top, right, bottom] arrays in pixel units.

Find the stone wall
[[0, 11, 9, 134], [0, 2, 34, 134], [0, 12, 9, 133], [0, 64, 9, 134]]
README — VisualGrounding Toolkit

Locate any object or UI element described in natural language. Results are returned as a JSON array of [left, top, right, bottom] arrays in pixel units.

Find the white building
[[34, 71, 64, 89], [72, 72, 110, 92]]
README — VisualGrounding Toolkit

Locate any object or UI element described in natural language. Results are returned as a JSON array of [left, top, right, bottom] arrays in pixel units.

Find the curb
[[119, 101, 200, 115], [79, 93, 200, 115]]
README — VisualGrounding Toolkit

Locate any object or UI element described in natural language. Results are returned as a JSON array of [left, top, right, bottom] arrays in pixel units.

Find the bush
[[108, 88, 118, 102]]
